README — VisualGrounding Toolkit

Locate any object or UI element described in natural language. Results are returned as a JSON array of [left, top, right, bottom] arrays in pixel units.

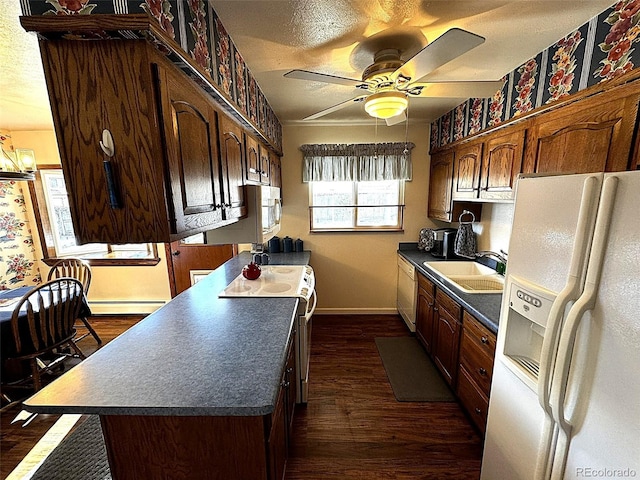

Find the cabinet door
[[245, 135, 262, 183], [453, 143, 482, 200], [433, 294, 462, 387], [40, 40, 170, 244], [524, 96, 636, 174], [415, 275, 436, 354], [270, 152, 282, 188], [268, 385, 288, 480], [480, 127, 524, 201], [259, 145, 271, 185], [158, 66, 224, 235], [284, 335, 297, 439], [428, 150, 454, 221], [219, 115, 247, 220]]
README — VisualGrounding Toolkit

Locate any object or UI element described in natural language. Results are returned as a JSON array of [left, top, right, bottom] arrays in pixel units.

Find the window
[[309, 180, 404, 231], [301, 142, 412, 232], [31, 167, 159, 266]]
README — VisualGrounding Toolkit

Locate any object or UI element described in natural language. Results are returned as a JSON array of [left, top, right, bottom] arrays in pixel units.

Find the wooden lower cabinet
[[414, 271, 498, 435], [284, 334, 297, 439], [432, 289, 462, 387], [415, 273, 436, 354], [457, 365, 490, 433], [268, 386, 288, 480], [457, 311, 497, 434]]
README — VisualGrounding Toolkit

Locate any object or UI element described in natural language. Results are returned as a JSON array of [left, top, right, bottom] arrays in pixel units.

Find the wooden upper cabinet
[[245, 135, 261, 184], [480, 126, 525, 201], [428, 150, 455, 221], [157, 64, 224, 233], [219, 116, 247, 220], [246, 135, 273, 186], [40, 39, 173, 244], [259, 145, 271, 185], [453, 143, 482, 200], [38, 36, 250, 244], [523, 94, 637, 174], [270, 151, 282, 188]]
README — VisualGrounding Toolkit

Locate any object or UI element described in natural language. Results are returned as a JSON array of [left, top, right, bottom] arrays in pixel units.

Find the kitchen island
[[23, 251, 310, 480]]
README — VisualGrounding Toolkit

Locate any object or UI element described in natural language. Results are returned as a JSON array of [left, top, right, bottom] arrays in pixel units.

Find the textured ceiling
[[0, 0, 616, 131]]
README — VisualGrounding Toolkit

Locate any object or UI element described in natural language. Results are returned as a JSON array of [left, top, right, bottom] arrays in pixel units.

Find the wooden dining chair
[[47, 258, 102, 345], [5, 278, 86, 391]]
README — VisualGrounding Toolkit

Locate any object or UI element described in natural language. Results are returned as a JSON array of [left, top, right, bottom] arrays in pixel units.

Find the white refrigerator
[[481, 171, 640, 480]]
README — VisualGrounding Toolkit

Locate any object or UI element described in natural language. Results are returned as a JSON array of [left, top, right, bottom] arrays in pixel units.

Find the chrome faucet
[[476, 250, 508, 263], [476, 250, 508, 274]]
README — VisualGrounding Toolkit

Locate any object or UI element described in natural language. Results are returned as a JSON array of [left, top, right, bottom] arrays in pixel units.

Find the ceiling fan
[[284, 28, 503, 125]]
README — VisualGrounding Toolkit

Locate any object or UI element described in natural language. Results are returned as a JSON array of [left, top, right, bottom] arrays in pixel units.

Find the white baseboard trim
[[314, 307, 399, 315], [87, 300, 167, 315]]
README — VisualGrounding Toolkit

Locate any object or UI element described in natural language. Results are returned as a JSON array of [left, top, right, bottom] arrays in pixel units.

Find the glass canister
[[294, 238, 303, 252]]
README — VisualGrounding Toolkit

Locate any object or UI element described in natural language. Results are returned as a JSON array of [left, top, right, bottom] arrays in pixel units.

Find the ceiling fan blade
[[385, 111, 407, 126], [394, 28, 485, 83], [411, 81, 504, 98], [303, 95, 369, 121], [284, 70, 366, 88]]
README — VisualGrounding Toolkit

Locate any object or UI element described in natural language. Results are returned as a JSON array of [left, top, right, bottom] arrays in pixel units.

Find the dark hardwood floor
[[1, 314, 483, 479], [286, 314, 483, 480]]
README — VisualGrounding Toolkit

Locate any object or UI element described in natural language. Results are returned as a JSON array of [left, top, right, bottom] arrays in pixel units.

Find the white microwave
[[205, 185, 281, 246]]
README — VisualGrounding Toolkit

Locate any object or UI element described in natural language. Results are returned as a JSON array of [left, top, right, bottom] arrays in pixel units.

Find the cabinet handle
[[481, 336, 488, 344], [478, 367, 487, 376], [249, 168, 258, 174], [286, 367, 294, 374], [172, 251, 180, 256], [475, 407, 482, 415], [103, 160, 121, 209], [281, 380, 290, 388], [428, 302, 434, 307]]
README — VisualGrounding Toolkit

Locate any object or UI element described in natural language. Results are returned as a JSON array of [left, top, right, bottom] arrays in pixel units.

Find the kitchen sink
[[423, 261, 504, 294], [446, 276, 505, 293], [423, 261, 495, 276]]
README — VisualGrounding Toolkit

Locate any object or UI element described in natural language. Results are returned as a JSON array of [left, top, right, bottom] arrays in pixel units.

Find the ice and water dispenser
[[502, 277, 557, 387]]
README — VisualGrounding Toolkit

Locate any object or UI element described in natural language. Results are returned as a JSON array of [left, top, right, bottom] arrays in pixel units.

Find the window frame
[[29, 165, 160, 266], [308, 180, 405, 233]]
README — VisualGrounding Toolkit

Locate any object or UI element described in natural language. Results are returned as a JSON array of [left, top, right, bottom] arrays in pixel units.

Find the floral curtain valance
[[301, 142, 414, 182]]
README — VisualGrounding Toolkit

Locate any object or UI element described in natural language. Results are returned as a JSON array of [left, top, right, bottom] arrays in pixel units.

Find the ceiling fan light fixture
[[364, 92, 408, 119]]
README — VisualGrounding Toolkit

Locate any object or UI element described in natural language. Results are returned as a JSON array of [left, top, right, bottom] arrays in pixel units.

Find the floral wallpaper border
[[430, 0, 640, 150], [22, 0, 283, 152]]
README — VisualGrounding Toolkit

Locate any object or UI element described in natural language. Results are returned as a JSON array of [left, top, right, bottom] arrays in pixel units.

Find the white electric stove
[[219, 264, 317, 404]]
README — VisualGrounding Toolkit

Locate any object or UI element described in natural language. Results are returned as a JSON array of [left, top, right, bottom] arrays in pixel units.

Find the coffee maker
[[430, 228, 458, 259]]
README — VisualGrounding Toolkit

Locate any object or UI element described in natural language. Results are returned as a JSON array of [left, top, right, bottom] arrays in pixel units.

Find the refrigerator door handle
[[549, 175, 619, 480], [534, 175, 600, 480], [537, 175, 599, 412]]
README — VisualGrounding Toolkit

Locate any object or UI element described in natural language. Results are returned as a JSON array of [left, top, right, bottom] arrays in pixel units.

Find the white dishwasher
[[397, 254, 417, 332]]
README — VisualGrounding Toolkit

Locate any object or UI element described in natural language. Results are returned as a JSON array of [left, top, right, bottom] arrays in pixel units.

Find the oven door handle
[[304, 289, 317, 322]]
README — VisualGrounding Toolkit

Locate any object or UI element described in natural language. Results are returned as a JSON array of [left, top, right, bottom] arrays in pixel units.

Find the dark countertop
[[23, 251, 311, 417], [398, 245, 502, 334]]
